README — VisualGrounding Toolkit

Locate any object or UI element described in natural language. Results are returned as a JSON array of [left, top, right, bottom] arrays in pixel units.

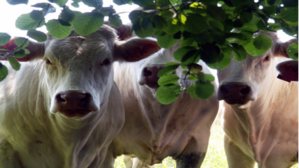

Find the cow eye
[[101, 58, 112, 66], [262, 55, 270, 62], [45, 59, 52, 65]]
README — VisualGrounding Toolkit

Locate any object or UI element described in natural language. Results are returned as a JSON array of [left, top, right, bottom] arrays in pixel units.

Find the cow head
[[137, 42, 180, 89], [217, 31, 297, 105], [276, 60, 298, 82], [1, 25, 160, 119]]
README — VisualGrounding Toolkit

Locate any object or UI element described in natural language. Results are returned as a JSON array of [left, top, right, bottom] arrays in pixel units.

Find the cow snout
[[217, 82, 253, 105], [139, 66, 165, 88], [53, 90, 98, 117]]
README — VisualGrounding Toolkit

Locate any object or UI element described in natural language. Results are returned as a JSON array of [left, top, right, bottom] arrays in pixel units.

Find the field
[[114, 114, 298, 168]]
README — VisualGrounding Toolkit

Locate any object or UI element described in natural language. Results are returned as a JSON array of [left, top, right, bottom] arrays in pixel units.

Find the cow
[[217, 31, 298, 168], [0, 25, 160, 168], [276, 60, 298, 82], [102, 40, 219, 168]]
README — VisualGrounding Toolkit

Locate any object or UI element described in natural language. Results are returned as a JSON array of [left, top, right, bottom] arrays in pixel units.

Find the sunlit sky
[[0, 0, 137, 38], [0, 0, 294, 42]]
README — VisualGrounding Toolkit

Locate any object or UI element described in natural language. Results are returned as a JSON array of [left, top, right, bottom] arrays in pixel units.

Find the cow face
[[138, 42, 180, 89], [217, 32, 296, 105], [1, 25, 160, 119]]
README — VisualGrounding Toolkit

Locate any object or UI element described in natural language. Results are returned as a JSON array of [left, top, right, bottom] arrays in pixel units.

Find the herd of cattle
[[0, 24, 297, 168]]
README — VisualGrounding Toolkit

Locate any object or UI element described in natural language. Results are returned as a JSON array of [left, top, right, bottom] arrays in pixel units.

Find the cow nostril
[[240, 87, 250, 96], [56, 94, 66, 103], [142, 68, 152, 77], [80, 93, 91, 104], [220, 86, 229, 95]]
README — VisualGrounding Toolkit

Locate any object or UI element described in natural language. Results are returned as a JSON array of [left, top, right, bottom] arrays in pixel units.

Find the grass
[[114, 115, 298, 168]]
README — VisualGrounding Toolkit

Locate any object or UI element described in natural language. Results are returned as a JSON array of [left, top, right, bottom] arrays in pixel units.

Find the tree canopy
[[0, 0, 297, 104]]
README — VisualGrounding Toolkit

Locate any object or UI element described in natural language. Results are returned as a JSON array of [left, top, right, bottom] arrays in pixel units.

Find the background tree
[[0, 0, 297, 104]]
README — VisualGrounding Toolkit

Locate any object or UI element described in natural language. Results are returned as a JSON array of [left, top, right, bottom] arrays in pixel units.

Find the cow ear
[[0, 38, 45, 62], [277, 60, 298, 82], [273, 38, 297, 57], [113, 38, 161, 62], [105, 22, 133, 40]]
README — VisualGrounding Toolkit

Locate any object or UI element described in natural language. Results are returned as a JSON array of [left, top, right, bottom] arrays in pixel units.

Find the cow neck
[[231, 73, 298, 163]]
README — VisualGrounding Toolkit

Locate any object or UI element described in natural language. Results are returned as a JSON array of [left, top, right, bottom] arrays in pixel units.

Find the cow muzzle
[[217, 82, 253, 105], [52, 90, 99, 118]]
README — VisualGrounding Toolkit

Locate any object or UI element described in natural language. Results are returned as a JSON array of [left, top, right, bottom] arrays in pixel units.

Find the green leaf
[[30, 10, 44, 21], [31, 2, 51, 8], [186, 85, 198, 98], [207, 6, 226, 22], [152, 15, 167, 30], [181, 50, 200, 65], [184, 14, 207, 34], [82, 0, 103, 7], [195, 81, 214, 99], [0, 33, 11, 45], [14, 49, 27, 58], [60, 6, 75, 22], [16, 13, 42, 30], [6, 0, 28, 5], [281, 7, 298, 25], [72, 12, 104, 36], [132, 0, 155, 8], [240, 11, 252, 23], [156, 32, 179, 48], [164, 19, 180, 34], [231, 43, 247, 61], [204, 74, 215, 82], [0, 63, 8, 82], [174, 46, 196, 62], [158, 74, 180, 86], [253, 34, 273, 51], [46, 19, 71, 39], [193, 31, 213, 45], [14, 38, 29, 47], [231, 0, 253, 7], [207, 48, 232, 69], [200, 44, 222, 64], [287, 43, 298, 60], [158, 64, 180, 77], [71, 2, 79, 7], [157, 84, 181, 104], [282, 0, 298, 7], [134, 18, 155, 38], [7, 56, 20, 71], [109, 14, 122, 27], [52, 0, 67, 7], [27, 29, 47, 42]]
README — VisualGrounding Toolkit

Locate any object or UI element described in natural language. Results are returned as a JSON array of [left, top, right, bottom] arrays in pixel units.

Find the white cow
[[217, 32, 298, 168], [104, 42, 219, 168], [0, 25, 160, 168]]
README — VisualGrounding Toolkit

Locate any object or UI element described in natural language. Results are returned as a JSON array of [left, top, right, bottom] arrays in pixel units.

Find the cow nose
[[140, 66, 165, 88], [56, 91, 91, 105], [217, 82, 252, 105], [53, 90, 98, 117]]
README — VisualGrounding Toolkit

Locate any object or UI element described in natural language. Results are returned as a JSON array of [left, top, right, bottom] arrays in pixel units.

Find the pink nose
[[53, 90, 98, 117], [141, 66, 165, 88], [217, 82, 252, 105]]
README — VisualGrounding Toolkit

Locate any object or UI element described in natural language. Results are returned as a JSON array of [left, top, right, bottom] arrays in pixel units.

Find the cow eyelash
[[45, 59, 52, 65], [100, 58, 112, 66]]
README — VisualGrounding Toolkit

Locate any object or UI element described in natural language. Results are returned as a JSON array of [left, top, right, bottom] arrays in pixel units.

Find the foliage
[[0, 0, 297, 104]]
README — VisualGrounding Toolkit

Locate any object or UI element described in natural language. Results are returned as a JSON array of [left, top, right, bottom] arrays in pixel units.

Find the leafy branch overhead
[[0, 0, 298, 104]]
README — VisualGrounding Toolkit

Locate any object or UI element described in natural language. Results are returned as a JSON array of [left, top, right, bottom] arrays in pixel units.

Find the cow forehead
[[45, 26, 117, 63]]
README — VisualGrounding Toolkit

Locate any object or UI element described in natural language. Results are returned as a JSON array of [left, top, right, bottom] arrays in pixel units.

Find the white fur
[[106, 46, 219, 168]]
